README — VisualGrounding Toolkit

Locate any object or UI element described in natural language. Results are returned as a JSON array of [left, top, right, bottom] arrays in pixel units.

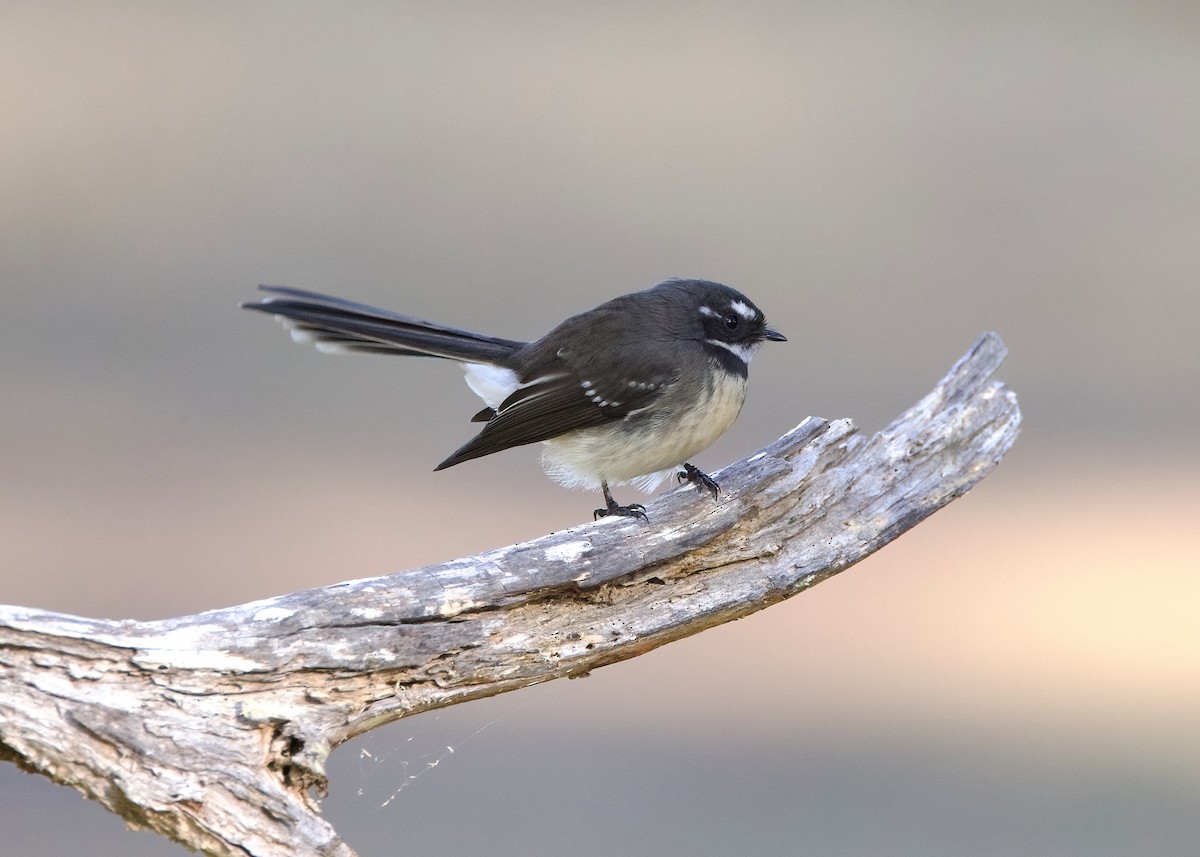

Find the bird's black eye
[[723, 315, 739, 330]]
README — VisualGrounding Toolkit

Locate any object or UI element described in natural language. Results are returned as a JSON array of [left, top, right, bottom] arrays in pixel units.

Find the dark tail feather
[[242, 285, 525, 364]]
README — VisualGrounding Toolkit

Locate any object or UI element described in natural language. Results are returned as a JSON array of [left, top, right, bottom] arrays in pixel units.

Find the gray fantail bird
[[241, 278, 785, 521]]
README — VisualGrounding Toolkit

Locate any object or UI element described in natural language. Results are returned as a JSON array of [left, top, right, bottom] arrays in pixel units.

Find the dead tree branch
[[0, 333, 1020, 856]]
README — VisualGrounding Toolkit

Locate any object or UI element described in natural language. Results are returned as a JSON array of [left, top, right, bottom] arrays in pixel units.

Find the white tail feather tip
[[287, 325, 318, 344]]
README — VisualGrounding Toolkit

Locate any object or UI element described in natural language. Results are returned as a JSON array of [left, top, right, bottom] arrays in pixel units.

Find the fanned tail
[[241, 285, 525, 364]]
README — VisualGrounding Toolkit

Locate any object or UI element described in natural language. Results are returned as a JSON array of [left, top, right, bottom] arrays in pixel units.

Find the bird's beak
[[762, 326, 787, 342]]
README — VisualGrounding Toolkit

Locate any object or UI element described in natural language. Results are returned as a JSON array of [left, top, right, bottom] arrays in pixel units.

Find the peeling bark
[[0, 333, 1020, 856]]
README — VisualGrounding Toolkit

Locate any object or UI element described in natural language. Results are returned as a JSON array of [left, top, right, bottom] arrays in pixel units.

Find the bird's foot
[[595, 481, 649, 522], [594, 499, 649, 522], [678, 462, 720, 500]]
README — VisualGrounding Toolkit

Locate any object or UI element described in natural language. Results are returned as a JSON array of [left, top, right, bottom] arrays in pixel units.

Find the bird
[[241, 278, 785, 521]]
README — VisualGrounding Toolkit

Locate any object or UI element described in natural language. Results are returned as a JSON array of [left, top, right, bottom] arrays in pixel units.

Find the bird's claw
[[594, 501, 649, 522], [678, 463, 720, 500]]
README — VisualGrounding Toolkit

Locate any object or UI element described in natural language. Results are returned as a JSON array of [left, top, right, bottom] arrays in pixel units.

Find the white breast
[[540, 370, 748, 493]]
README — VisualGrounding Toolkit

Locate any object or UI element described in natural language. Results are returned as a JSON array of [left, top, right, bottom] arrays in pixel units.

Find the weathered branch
[[0, 333, 1019, 856]]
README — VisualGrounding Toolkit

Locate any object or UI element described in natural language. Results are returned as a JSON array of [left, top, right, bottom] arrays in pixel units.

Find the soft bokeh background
[[2, 2, 1197, 855]]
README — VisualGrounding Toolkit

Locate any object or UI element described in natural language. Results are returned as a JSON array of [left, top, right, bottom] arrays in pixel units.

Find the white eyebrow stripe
[[730, 299, 757, 321], [699, 305, 721, 318]]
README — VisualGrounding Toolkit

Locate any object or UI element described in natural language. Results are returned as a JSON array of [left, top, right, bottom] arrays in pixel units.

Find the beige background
[[2, 2, 1197, 855]]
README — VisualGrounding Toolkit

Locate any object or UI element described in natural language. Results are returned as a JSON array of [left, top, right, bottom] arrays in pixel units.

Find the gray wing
[[434, 354, 674, 469]]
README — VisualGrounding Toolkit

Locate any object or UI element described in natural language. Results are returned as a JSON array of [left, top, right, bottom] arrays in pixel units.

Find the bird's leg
[[594, 480, 648, 522], [678, 462, 720, 500]]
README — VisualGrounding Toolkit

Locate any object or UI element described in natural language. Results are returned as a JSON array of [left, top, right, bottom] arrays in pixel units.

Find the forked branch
[[0, 333, 1020, 856]]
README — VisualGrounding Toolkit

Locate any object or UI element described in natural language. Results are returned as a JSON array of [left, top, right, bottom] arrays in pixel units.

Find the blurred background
[[2, 2, 1197, 855]]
